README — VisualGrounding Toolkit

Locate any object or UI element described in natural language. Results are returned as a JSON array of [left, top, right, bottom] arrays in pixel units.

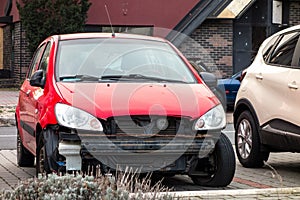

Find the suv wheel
[[189, 133, 235, 187], [17, 128, 34, 167], [235, 110, 269, 168]]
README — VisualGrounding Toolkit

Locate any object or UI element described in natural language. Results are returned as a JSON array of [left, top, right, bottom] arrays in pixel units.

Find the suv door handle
[[255, 73, 263, 80], [288, 81, 298, 90]]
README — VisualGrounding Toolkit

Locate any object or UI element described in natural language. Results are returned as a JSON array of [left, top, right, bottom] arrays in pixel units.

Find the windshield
[[55, 38, 196, 83]]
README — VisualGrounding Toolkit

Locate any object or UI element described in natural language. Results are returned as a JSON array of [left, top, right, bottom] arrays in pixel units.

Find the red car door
[[19, 43, 46, 153]]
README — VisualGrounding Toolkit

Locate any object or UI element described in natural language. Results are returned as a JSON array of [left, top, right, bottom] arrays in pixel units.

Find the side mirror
[[200, 72, 218, 88], [30, 70, 45, 88]]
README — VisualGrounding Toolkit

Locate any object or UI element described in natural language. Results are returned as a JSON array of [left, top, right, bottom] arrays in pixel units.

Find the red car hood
[[56, 82, 218, 120]]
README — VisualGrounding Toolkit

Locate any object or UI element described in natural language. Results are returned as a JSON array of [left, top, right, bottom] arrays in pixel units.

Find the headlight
[[55, 103, 103, 131], [194, 104, 226, 130]]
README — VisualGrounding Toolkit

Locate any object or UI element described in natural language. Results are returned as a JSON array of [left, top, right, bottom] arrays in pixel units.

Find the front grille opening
[[102, 115, 193, 139]]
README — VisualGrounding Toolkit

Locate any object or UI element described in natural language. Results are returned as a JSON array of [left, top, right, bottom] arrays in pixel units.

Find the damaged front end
[[41, 114, 221, 175], [36, 103, 228, 179]]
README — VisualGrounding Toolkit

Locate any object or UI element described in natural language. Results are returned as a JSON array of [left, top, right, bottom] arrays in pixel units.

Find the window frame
[[264, 30, 300, 68]]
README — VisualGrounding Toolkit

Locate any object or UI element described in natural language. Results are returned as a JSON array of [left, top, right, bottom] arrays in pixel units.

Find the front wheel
[[235, 110, 269, 168], [189, 133, 236, 187], [36, 132, 51, 175]]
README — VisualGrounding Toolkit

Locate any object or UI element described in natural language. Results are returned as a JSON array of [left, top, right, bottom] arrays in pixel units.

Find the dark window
[[102, 26, 153, 36], [262, 36, 279, 62], [252, 26, 266, 53], [39, 42, 51, 74], [27, 44, 45, 79], [268, 32, 300, 66]]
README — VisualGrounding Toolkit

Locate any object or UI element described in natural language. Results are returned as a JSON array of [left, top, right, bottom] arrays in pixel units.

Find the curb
[[129, 187, 300, 199], [161, 187, 300, 199], [0, 117, 15, 127]]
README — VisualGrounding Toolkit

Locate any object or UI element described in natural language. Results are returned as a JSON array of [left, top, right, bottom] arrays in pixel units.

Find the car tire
[[17, 129, 34, 167], [235, 110, 269, 168], [36, 132, 51, 175], [189, 133, 235, 187]]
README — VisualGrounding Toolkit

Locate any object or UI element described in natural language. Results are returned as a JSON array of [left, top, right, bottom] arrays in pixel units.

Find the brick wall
[[2, 22, 32, 83], [179, 20, 233, 78], [13, 22, 32, 82], [0, 28, 3, 70], [3, 25, 12, 73], [290, 2, 300, 26]]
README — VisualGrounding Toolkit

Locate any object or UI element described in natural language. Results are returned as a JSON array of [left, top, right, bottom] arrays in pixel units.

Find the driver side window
[[39, 42, 51, 76], [27, 44, 45, 79]]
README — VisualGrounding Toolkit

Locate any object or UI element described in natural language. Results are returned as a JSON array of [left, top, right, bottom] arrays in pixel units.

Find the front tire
[[235, 110, 269, 168], [36, 132, 51, 175], [17, 129, 34, 167], [189, 133, 236, 187]]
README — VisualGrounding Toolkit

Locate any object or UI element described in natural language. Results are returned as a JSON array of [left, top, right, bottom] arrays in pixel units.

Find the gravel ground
[[0, 105, 16, 126]]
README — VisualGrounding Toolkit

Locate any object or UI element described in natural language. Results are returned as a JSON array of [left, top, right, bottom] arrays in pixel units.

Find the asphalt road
[[0, 126, 17, 150]]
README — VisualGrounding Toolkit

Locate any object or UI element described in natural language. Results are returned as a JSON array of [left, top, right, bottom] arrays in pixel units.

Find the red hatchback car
[[16, 33, 235, 187]]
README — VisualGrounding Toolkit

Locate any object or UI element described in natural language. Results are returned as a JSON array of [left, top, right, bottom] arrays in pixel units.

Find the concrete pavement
[[0, 90, 18, 106]]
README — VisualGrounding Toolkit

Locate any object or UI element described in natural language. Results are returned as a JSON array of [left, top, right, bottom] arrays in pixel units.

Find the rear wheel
[[235, 110, 269, 168], [189, 133, 235, 187], [17, 129, 34, 167]]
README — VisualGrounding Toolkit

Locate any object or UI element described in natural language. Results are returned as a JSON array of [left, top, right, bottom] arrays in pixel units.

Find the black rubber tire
[[190, 133, 236, 187], [36, 132, 51, 175], [235, 110, 269, 168], [17, 129, 34, 167]]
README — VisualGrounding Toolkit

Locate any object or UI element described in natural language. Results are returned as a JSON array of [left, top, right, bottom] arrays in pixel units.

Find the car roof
[[56, 32, 167, 43]]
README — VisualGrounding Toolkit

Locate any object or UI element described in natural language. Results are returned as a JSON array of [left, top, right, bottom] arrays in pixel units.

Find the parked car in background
[[218, 71, 242, 109], [190, 61, 227, 110], [234, 25, 300, 168], [15, 33, 235, 187]]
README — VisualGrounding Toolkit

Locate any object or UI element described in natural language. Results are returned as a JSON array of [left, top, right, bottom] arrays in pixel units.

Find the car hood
[[56, 82, 218, 120]]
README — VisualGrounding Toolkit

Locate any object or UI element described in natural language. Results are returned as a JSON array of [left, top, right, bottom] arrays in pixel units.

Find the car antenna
[[105, 4, 115, 37]]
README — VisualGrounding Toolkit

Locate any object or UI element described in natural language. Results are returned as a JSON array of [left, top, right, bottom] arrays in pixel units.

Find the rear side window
[[268, 32, 300, 66], [262, 36, 279, 61]]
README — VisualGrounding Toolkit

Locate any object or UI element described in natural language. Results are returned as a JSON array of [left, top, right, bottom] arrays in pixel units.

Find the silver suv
[[234, 25, 300, 168]]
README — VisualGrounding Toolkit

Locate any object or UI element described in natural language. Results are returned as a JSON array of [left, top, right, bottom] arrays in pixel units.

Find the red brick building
[[0, 0, 299, 86]]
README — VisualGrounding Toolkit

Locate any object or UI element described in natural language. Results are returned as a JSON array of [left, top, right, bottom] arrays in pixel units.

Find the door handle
[[26, 90, 31, 96], [255, 73, 263, 80], [288, 81, 298, 90]]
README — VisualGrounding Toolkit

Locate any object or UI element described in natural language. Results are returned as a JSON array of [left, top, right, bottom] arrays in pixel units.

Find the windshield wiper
[[60, 74, 100, 82], [100, 74, 187, 83]]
